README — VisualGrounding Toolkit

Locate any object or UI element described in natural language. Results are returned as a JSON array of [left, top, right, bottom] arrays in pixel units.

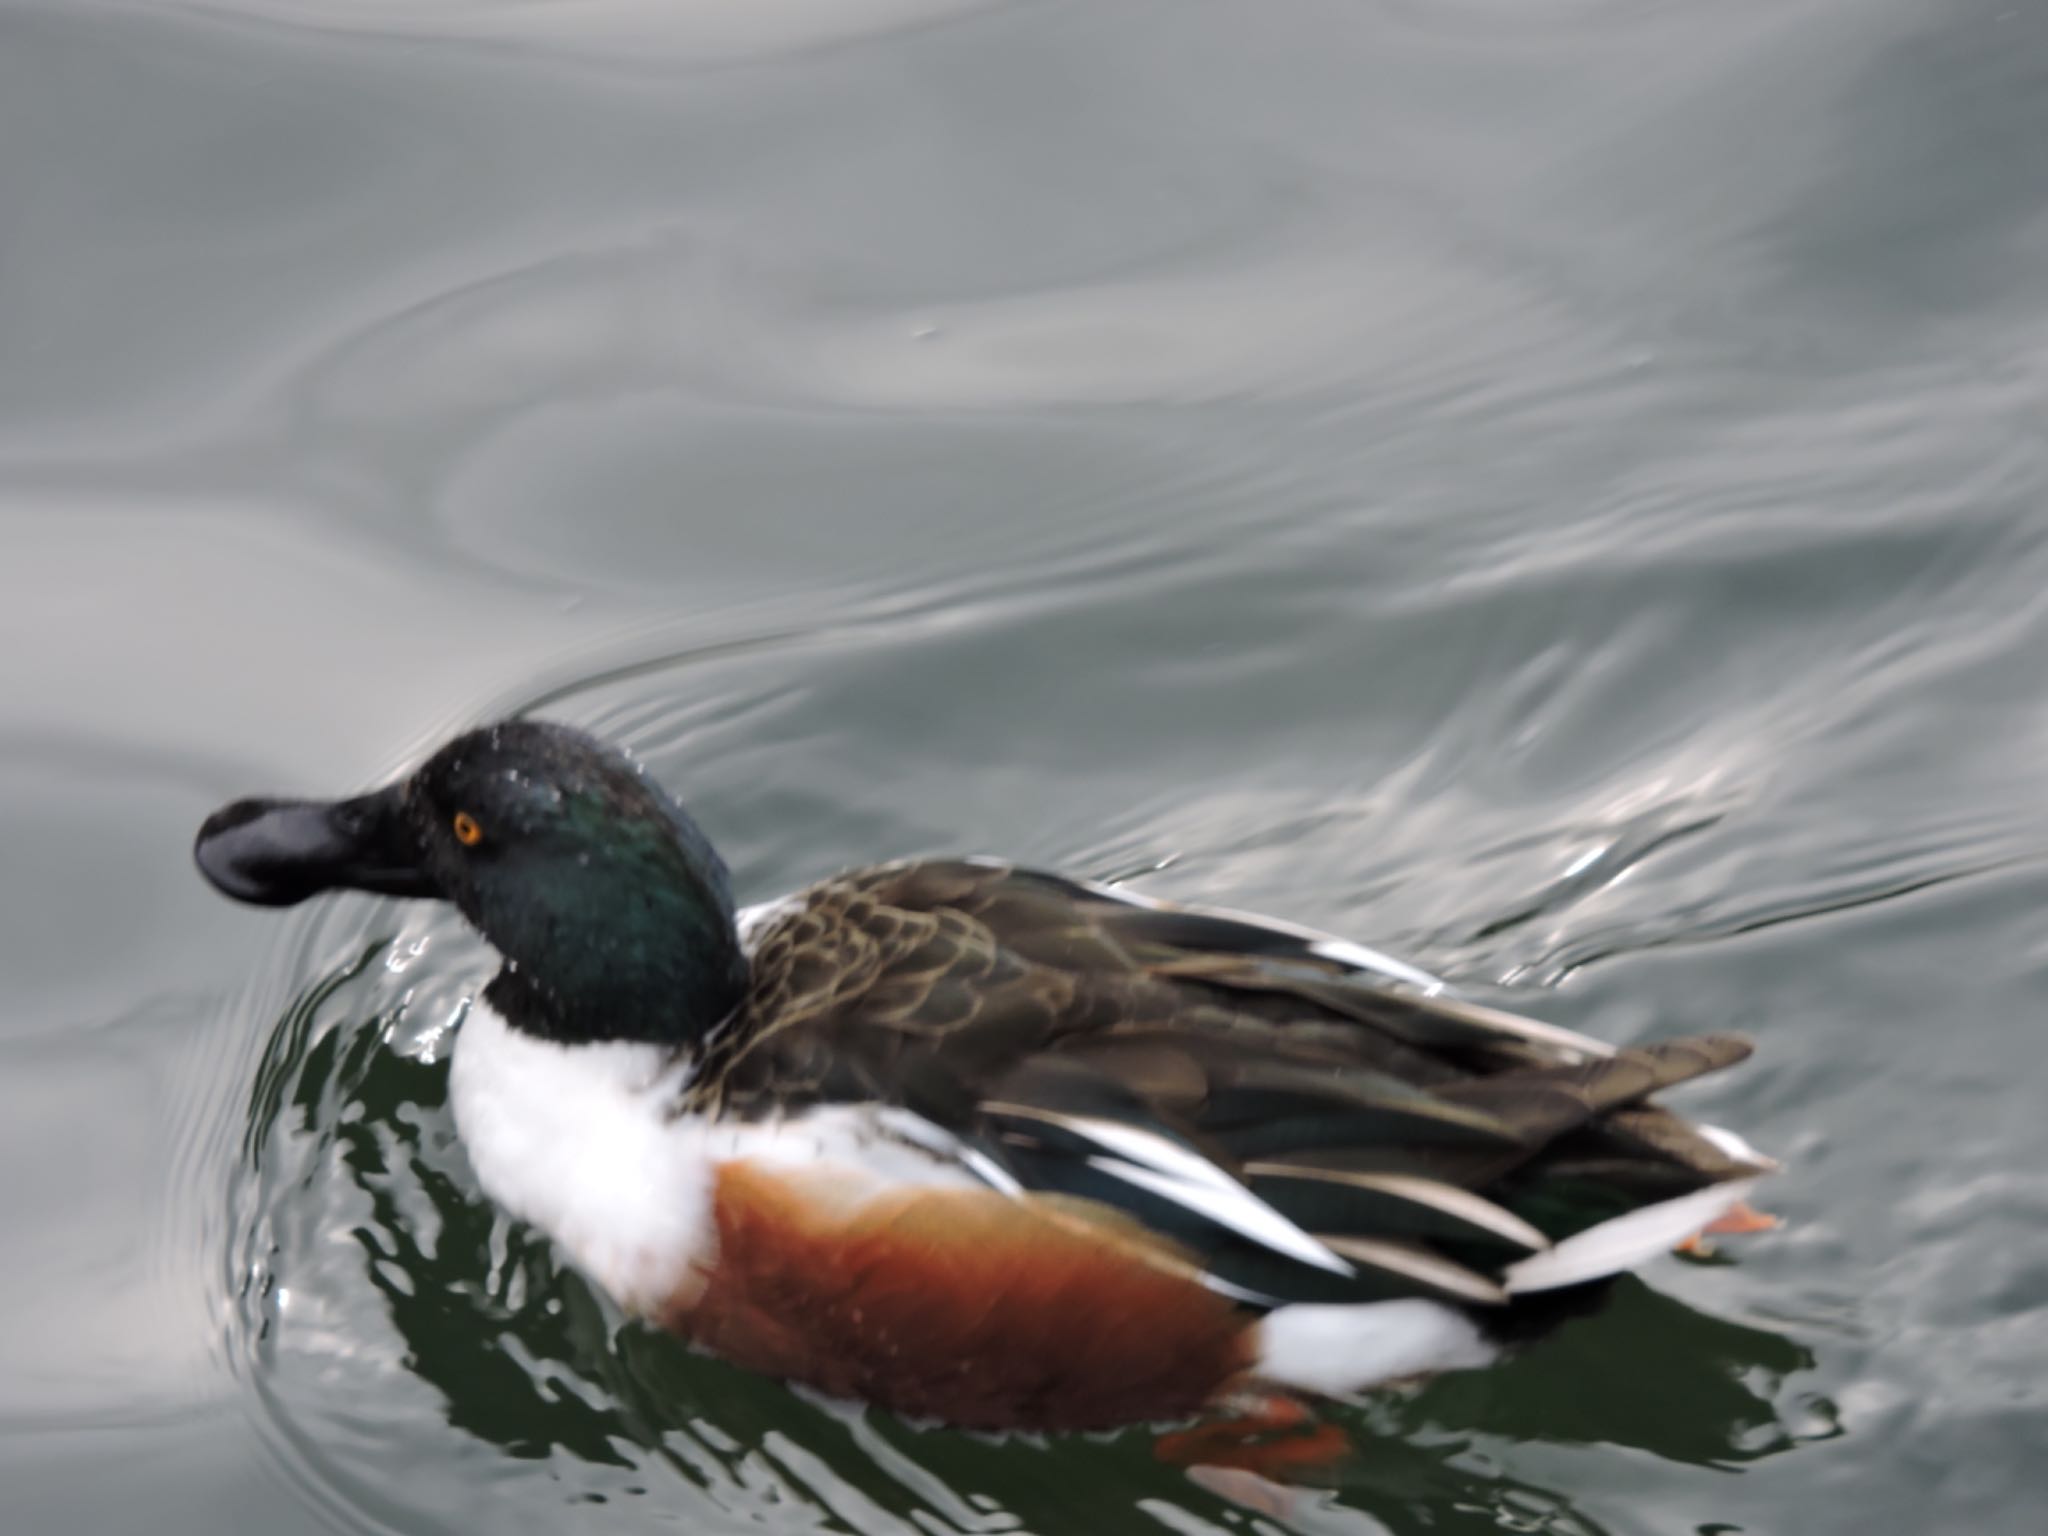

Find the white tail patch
[[1503, 1178, 1763, 1294], [1254, 1299, 1498, 1397]]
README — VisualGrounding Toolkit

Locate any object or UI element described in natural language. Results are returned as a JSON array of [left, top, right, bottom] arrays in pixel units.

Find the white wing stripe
[[984, 1106, 1353, 1274], [872, 1106, 1026, 1196], [1699, 1123, 1779, 1170], [1059, 1115, 1247, 1196], [1245, 1165, 1551, 1254], [1083, 1156, 1355, 1277]]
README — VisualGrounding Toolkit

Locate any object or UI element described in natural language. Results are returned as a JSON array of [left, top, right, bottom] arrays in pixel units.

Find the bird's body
[[197, 722, 1776, 1437]]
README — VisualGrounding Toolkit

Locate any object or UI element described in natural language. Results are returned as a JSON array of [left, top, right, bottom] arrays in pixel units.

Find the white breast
[[448, 1005, 712, 1312], [446, 1000, 985, 1315]]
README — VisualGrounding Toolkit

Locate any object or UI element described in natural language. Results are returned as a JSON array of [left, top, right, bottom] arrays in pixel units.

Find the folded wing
[[707, 860, 1772, 1310]]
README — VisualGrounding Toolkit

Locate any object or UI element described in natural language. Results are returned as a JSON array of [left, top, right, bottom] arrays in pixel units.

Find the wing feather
[[706, 859, 1770, 1310]]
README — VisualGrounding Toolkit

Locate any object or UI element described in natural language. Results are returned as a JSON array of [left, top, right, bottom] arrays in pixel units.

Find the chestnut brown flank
[[660, 1161, 1257, 1431]]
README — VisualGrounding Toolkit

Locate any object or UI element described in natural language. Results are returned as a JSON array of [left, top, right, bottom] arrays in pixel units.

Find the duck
[[194, 718, 1776, 1443]]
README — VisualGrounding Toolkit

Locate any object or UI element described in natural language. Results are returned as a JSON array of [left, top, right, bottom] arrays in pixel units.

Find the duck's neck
[[480, 908, 750, 1050], [475, 958, 741, 1056], [467, 795, 753, 1050]]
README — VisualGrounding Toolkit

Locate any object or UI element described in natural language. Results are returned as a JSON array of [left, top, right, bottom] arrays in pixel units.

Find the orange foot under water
[[1676, 1200, 1781, 1256], [1154, 1392, 1352, 1515], [1162, 1206, 1781, 1508]]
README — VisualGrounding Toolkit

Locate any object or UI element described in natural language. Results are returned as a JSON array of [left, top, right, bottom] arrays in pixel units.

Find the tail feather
[[1503, 1177, 1765, 1293], [1436, 1034, 1752, 1143]]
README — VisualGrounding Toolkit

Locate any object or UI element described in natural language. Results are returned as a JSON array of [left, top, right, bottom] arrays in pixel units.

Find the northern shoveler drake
[[194, 719, 1776, 1441]]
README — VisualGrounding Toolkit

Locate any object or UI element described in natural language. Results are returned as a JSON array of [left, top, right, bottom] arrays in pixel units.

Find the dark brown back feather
[[691, 860, 1767, 1307]]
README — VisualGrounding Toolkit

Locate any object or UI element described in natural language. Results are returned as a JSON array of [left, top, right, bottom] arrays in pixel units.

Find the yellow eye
[[452, 811, 484, 847]]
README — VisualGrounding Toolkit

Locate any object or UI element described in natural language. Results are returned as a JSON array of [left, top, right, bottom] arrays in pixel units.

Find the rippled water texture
[[5, 1, 2047, 1532]]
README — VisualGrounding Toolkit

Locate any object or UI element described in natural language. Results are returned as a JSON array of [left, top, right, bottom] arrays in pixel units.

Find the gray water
[[5, 1, 2047, 1532]]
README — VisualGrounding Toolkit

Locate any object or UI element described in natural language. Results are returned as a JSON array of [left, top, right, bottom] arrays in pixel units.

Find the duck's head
[[195, 719, 748, 1047]]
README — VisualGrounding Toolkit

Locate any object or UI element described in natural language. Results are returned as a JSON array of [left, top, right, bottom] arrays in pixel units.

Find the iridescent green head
[[195, 720, 747, 1046]]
